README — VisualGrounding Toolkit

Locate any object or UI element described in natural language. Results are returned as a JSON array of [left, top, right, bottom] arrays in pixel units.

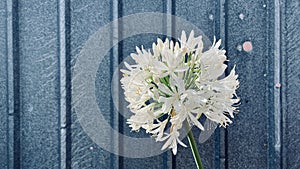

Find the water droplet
[[239, 13, 245, 20], [275, 83, 281, 88], [263, 74, 267, 77], [237, 45, 242, 51], [263, 4, 267, 8], [243, 41, 253, 52], [90, 146, 94, 150], [209, 14, 214, 21]]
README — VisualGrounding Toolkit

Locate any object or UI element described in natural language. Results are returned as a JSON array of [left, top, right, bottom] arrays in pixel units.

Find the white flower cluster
[[120, 31, 240, 155]]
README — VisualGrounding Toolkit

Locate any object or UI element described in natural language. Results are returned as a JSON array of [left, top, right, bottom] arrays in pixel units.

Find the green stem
[[185, 121, 204, 169]]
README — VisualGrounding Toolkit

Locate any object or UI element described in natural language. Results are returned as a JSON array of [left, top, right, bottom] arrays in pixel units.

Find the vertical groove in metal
[[215, 0, 229, 169], [279, 0, 286, 168], [111, 0, 119, 168], [274, 0, 282, 168], [5, 0, 14, 168], [170, 2, 176, 169], [163, 1, 172, 169], [213, 1, 220, 169], [223, 0, 229, 168], [11, 0, 20, 168], [213, 128, 220, 169], [117, 0, 124, 168], [58, 0, 67, 168], [214, 1, 226, 169], [64, 0, 71, 168], [171, 0, 176, 38]]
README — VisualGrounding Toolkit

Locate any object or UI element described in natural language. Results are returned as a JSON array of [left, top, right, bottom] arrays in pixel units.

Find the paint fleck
[[275, 83, 281, 88], [243, 41, 253, 52], [239, 13, 245, 20], [209, 14, 214, 21], [237, 45, 242, 51]]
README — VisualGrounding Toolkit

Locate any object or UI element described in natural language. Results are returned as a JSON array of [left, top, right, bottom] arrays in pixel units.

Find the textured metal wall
[[0, 0, 299, 168]]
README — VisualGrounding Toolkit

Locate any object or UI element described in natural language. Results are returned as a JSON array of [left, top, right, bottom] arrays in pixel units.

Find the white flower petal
[[121, 31, 239, 155]]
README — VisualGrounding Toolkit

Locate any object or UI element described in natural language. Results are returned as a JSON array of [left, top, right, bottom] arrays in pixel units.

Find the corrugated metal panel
[[0, 0, 299, 168]]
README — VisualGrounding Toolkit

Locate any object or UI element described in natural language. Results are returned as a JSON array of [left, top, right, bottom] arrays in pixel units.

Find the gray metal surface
[[283, 1, 300, 168], [18, 0, 60, 168], [70, 0, 117, 168], [226, 0, 269, 168], [0, 0, 299, 169], [0, 1, 8, 168]]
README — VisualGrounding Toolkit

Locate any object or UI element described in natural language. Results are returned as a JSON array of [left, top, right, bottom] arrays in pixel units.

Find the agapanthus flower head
[[120, 31, 240, 155]]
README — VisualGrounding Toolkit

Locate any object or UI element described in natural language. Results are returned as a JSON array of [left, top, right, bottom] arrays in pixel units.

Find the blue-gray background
[[0, 0, 299, 169]]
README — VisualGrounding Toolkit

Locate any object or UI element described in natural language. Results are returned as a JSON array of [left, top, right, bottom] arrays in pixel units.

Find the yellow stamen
[[136, 88, 142, 94], [170, 108, 176, 132]]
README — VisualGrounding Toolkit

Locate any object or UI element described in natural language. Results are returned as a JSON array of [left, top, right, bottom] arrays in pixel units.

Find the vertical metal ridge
[[5, 0, 14, 168], [6, 0, 14, 169], [164, 0, 172, 38], [266, 0, 276, 168], [57, 0, 72, 168], [58, 0, 67, 168], [274, 0, 281, 154], [274, 0, 282, 168], [266, 0, 284, 168], [6, 0, 13, 117]]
